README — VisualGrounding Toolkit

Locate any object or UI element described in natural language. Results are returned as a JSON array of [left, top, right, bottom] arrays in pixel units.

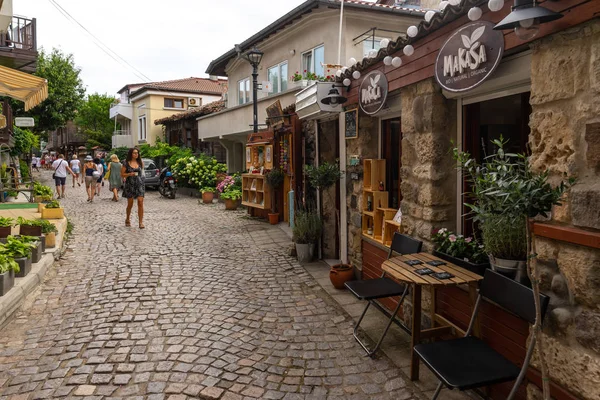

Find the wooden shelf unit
[[241, 174, 270, 210], [363, 159, 386, 191], [383, 220, 403, 247]]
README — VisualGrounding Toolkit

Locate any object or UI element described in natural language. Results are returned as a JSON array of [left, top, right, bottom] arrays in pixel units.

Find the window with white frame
[[238, 78, 250, 105], [301, 45, 324, 78], [267, 61, 288, 94], [138, 115, 147, 141], [164, 97, 184, 109]]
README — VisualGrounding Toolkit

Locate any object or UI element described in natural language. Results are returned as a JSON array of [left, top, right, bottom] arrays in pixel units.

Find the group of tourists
[[36, 147, 146, 229]]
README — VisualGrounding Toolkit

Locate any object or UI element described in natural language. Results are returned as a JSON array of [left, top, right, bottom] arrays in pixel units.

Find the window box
[[432, 250, 490, 276]]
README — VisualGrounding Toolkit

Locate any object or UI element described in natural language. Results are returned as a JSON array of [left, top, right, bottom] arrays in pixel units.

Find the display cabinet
[[242, 174, 271, 210]]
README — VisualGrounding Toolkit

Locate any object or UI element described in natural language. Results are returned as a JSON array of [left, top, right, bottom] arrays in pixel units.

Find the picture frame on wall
[[246, 147, 251, 166], [345, 108, 358, 139]]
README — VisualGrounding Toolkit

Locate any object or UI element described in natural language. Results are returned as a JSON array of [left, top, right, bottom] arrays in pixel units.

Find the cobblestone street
[[0, 172, 419, 400]]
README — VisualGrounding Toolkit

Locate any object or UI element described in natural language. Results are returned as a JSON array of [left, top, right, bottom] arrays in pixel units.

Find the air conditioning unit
[[188, 97, 201, 107]]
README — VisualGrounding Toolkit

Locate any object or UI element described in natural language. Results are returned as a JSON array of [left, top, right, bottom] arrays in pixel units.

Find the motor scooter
[[158, 167, 176, 199]]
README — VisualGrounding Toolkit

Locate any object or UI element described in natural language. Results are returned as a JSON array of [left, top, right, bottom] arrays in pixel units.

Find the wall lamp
[[493, 0, 563, 40]]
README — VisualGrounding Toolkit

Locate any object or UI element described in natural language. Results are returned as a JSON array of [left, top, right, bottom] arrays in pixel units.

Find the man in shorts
[[52, 154, 74, 199]]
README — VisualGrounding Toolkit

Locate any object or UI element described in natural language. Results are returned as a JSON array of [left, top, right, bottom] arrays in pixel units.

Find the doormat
[[0, 203, 38, 210]]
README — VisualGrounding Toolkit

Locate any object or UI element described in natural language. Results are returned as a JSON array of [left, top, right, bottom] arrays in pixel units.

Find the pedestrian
[[83, 156, 98, 203], [69, 155, 81, 188], [31, 156, 39, 172], [121, 147, 145, 229], [101, 156, 108, 189], [93, 157, 104, 197], [106, 154, 122, 202], [51, 154, 73, 199]]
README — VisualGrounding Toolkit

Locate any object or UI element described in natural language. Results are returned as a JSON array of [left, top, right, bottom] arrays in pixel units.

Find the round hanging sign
[[435, 21, 504, 93], [359, 70, 388, 115]]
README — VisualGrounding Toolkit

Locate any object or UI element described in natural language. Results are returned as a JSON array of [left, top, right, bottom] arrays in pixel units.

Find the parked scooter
[[158, 167, 176, 199]]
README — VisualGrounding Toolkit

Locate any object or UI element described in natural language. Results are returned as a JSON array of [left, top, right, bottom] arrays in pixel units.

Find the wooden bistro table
[[381, 252, 483, 381]]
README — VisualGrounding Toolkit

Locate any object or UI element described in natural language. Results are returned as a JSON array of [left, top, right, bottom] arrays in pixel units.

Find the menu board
[[345, 108, 358, 139]]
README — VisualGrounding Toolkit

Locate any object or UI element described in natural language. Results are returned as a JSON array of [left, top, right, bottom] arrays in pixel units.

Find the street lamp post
[[242, 47, 264, 133]]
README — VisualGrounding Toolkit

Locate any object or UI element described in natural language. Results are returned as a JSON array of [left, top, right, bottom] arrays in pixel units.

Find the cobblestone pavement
[[0, 171, 420, 399]]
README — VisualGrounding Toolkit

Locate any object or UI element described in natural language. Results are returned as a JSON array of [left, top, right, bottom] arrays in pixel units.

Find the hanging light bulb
[[403, 45, 414, 56], [380, 38, 390, 48], [348, 57, 357, 66], [383, 56, 393, 66], [341, 66, 348, 73], [448, 0, 460, 5], [335, 70, 342, 78], [343, 78, 351, 86], [488, 0, 504, 12], [425, 10, 436, 23], [392, 57, 402, 68], [514, 18, 540, 40], [407, 26, 418, 38], [468, 7, 483, 21], [439, 1, 449, 10], [369, 49, 378, 58], [352, 70, 361, 79], [494, 0, 563, 40]]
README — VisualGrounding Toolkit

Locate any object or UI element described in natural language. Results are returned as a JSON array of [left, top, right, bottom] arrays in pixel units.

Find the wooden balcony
[[0, 16, 37, 73]]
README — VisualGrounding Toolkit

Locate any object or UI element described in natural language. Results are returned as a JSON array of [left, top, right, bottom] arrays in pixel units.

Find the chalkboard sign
[[345, 108, 358, 139]]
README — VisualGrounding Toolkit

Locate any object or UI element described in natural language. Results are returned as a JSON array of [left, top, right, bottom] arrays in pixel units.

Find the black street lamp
[[493, 0, 563, 41], [241, 47, 264, 133]]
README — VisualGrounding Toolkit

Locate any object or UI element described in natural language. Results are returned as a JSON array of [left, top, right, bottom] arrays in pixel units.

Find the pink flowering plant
[[432, 228, 487, 264], [216, 175, 235, 193]]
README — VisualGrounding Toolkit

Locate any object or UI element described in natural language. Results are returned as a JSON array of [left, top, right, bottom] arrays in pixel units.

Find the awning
[[0, 65, 48, 111]]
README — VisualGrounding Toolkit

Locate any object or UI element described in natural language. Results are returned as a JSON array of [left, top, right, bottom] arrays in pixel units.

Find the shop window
[[164, 98, 184, 109], [267, 61, 288, 94], [238, 78, 250, 105], [381, 118, 402, 209], [302, 45, 324, 77]]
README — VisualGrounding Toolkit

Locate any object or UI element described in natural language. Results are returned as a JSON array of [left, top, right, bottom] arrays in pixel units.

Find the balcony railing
[[0, 16, 36, 51], [113, 130, 131, 136]]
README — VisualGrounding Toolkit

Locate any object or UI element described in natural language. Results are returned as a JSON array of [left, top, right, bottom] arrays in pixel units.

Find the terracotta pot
[[268, 213, 279, 225], [329, 264, 354, 289], [0, 226, 11, 238], [224, 198, 238, 210], [202, 192, 214, 204]]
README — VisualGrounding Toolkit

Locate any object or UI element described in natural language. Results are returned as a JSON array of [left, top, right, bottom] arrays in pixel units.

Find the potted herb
[[220, 189, 242, 210], [292, 207, 322, 263], [41, 199, 64, 219], [200, 187, 216, 204], [0, 217, 13, 238], [33, 182, 54, 204], [431, 228, 489, 275], [1, 236, 35, 277], [0, 253, 19, 296], [265, 169, 284, 224]]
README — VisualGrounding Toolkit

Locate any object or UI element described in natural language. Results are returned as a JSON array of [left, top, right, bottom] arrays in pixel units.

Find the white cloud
[[15, 0, 307, 95]]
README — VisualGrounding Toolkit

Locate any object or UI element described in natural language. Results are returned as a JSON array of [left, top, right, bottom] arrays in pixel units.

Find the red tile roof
[[130, 77, 228, 98], [154, 99, 226, 125]]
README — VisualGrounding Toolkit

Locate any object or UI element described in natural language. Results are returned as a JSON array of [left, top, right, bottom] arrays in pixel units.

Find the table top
[[382, 252, 483, 286]]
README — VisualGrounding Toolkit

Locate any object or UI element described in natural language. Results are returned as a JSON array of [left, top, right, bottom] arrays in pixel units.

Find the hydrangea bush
[[432, 228, 487, 264], [172, 154, 227, 189], [216, 174, 241, 193]]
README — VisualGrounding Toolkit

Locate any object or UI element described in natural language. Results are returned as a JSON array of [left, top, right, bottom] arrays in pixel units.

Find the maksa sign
[[359, 70, 388, 115], [435, 21, 504, 93]]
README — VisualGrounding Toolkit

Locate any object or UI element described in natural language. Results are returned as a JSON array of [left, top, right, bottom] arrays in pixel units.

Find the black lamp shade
[[321, 85, 347, 106], [494, 0, 563, 30], [245, 47, 264, 67]]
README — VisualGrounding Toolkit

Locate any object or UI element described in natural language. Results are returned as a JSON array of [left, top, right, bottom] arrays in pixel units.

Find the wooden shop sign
[[266, 100, 285, 129], [435, 21, 504, 93], [359, 70, 388, 115]]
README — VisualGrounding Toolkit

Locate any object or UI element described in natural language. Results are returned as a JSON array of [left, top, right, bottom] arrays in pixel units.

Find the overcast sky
[[12, 0, 329, 96]]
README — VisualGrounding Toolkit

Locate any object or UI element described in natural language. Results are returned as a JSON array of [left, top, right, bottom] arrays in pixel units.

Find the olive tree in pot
[[455, 137, 573, 398], [292, 207, 322, 263], [266, 168, 284, 224]]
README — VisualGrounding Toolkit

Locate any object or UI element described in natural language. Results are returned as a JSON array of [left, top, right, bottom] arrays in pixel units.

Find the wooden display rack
[[242, 174, 271, 210], [361, 159, 402, 246]]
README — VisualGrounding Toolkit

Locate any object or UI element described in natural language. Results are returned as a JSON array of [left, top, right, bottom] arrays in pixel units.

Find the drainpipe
[[315, 121, 321, 260], [337, 0, 344, 65], [339, 113, 348, 264]]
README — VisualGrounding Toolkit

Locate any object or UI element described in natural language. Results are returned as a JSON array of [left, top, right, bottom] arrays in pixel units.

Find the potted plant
[[41, 199, 64, 219], [33, 182, 54, 204], [200, 187, 216, 204], [220, 189, 242, 210], [40, 219, 58, 248], [19, 235, 42, 264], [0, 217, 13, 238], [17, 216, 43, 237], [0, 253, 19, 296], [265, 169, 284, 224], [292, 207, 322, 263], [1, 236, 35, 277], [431, 228, 489, 276]]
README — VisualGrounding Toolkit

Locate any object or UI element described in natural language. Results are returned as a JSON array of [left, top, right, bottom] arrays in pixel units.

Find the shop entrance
[[381, 118, 402, 210], [462, 92, 531, 235]]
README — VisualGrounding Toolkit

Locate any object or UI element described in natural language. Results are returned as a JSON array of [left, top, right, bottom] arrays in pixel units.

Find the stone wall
[[400, 78, 457, 250], [345, 115, 379, 270], [318, 119, 339, 259], [528, 19, 600, 400]]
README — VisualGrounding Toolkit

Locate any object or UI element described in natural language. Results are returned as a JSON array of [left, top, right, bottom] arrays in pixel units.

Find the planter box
[[45, 232, 56, 248], [15, 257, 32, 278], [42, 207, 64, 219], [0, 270, 14, 296], [19, 225, 42, 237], [37, 203, 45, 213], [433, 250, 489, 276], [31, 241, 42, 263], [0, 226, 11, 238]]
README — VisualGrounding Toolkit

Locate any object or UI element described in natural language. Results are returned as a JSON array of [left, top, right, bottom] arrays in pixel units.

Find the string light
[[343, 78, 351, 86], [468, 7, 482, 21], [348, 57, 357, 66], [407, 26, 418, 38], [352, 70, 361, 79], [425, 10, 436, 23], [380, 38, 390, 48], [488, 0, 504, 12], [439, 1, 449, 10], [403, 45, 414, 56], [383, 56, 393, 66], [392, 57, 402, 68]]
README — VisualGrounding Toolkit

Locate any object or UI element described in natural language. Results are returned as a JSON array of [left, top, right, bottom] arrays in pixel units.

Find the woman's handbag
[[104, 168, 111, 180]]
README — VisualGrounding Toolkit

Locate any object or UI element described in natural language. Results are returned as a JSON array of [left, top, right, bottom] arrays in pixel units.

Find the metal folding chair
[[345, 233, 423, 357]]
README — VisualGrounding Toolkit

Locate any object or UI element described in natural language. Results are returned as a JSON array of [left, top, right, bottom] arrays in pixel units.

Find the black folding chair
[[344, 233, 423, 357], [414, 269, 550, 400]]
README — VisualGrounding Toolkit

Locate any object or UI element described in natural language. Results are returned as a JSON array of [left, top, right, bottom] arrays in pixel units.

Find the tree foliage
[[76, 93, 115, 135], [11, 127, 39, 157]]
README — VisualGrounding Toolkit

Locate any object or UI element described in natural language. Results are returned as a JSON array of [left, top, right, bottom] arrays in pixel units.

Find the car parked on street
[[143, 158, 160, 188]]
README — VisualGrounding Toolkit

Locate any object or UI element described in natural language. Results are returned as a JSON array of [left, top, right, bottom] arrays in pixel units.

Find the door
[[381, 118, 402, 209]]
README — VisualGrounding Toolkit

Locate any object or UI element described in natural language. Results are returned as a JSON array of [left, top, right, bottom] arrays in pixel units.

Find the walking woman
[[70, 155, 81, 187], [121, 148, 145, 229], [93, 158, 104, 197], [83, 156, 98, 202], [106, 154, 122, 202]]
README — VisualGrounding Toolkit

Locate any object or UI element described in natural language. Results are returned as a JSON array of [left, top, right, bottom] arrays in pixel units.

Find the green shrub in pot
[[293, 207, 322, 263], [0, 217, 13, 228], [219, 189, 242, 201], [44, 200, 61, 209], [1, 236, 35, 259], [0, 253, 19, 274]]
